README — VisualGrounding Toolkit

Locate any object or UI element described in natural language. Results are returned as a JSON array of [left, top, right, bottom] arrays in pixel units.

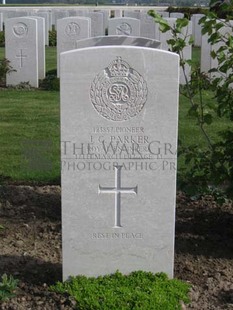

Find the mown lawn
[[0, 46, 231, 183]]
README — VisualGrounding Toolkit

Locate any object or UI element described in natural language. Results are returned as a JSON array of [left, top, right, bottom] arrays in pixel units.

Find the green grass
[[0, 47, 4, 60], [192, 46, 201, 67], [45, 47, 57, 73], [51, 271, 190, 310], [179, 92, 231, 147], [0, 46, 231, 183], [0, 89, 60, 183]]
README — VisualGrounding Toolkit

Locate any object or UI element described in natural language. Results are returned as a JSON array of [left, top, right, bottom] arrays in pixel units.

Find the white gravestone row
[[4, 10, 29, 21], [49, 9, 108, 35], [67, 9, 89, 17], [5, 17, 45, 87], [60, 45, 179, 280]]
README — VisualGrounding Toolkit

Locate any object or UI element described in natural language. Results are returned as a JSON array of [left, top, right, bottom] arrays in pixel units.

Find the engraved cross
[[98, 165, 138, 228], [16, 49, 27, 68]]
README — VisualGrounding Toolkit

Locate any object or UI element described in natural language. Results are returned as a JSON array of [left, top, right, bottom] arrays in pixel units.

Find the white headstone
[[27, 16, 45, 79], [54, 10, 69, 30], [157, 18, 192, 84], [124, 10, 140, 19], [94, 10, 109, 34], [76, 35, 161, 49], [5, 17, 38, 87], [5, 10, 29, 19], [170, 12, 184, 18], [201, 21, 233, 79], [68, 9, 78, 17], [157, 11, 169, 18], [114, 10, 122, 18], [139, 12, 156, 39], [0, 13, 3, 31], [201, 33, 211, 73], [108, 17, 140, 37], [32, 11, 50, 46], [57, 17, 91, 76], [60, 45, 179, 280], [191, 14, 204, 47], [89, 12, 104, 37]]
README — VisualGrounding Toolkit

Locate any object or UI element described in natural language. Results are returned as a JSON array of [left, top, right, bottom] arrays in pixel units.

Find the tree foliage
[[149, 7, 233, 200]]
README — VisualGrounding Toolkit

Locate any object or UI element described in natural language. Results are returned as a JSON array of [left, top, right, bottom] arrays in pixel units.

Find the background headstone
[[76, 36, 161, 49], [191, 14, 204, 47], [26, 16, 45, 79], [5, 17, 38, 87], [89, 12, 104, 37], [157, 18, 192, 84], [0, 13, 3, 31], [139, 12, 156, 39], [157, 11, 169, 18], [57, 17, 91, 76], [123, 10, 140, 19], [201, 21, 233, 79], [114, 10, 122, 18], [108, 17, 140, 37], [170, 12, 184, 18], [32, 11, 50, 46], [60, 45, 179, 280], [53, 10, 69, 30]]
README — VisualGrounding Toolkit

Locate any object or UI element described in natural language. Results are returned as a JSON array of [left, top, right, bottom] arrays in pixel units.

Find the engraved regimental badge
[[90, 57, 148, 121], [13, 22, 28, 38]]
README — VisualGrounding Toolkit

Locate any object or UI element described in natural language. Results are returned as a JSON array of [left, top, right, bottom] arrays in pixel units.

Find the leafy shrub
[[149, 9, 233, 199], [0, 274, 19, 301], [0, 58, 15, 87], [39, 69, 59, 91], [13, 81, 34, 90], [49, 29, 57, 47], [51, 271, 190, 310]]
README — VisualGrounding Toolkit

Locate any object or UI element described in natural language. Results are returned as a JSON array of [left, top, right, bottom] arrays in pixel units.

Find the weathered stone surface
[[60, 46, 179, 280]]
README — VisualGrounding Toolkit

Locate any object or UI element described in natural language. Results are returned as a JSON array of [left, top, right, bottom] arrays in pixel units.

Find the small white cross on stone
[[98, 165, 138, 228], [16, 49, 27, 68]]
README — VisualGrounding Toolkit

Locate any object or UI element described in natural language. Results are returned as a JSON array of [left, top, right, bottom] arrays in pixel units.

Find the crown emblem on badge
[[107, 57, 130, 77]]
